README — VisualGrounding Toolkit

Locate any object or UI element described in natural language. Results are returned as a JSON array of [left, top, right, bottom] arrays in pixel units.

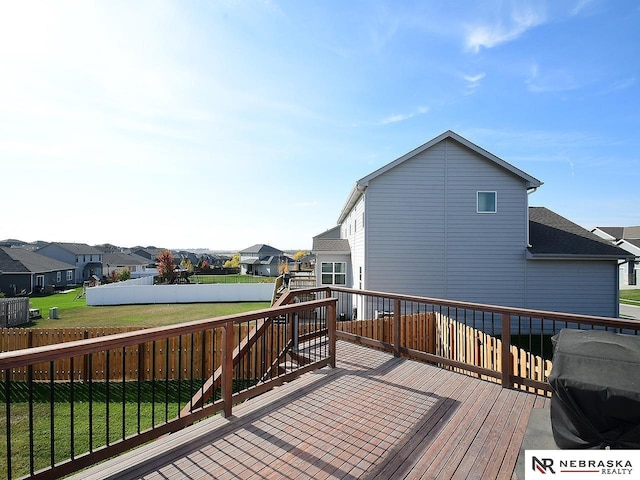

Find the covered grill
[[549, 328, 640, 449]]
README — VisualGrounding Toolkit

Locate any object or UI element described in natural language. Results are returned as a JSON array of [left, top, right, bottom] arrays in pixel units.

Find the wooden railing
[[0, 296, 337, 480], [2, 285, 638, 479], [284, 287, 640, 394]]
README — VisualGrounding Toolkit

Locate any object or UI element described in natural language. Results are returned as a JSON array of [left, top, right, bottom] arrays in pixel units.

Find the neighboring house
[[36, 242, 104, 284], [173, 250, 199, 268], [239, 244, 287, 276], [0, 247, 75, 295], [103, 252, 153, 279], [591, 226, 640, 289], [131, 247, 165, 262], [313, 130, 633, 319]]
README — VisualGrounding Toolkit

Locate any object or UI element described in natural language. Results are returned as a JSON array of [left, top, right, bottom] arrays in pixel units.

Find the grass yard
[[0, 379, 240, 479], [620, 289, 640, 305], [25, 287, 271, 328], [3, 286, 271, 478]]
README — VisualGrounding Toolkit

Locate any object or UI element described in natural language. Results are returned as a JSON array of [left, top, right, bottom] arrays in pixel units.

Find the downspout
[[615, 259, 622, 317], [524, 186, 538, 308]]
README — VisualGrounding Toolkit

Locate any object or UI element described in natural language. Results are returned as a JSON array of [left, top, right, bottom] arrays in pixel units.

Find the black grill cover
[[549, 328, 640, 449]]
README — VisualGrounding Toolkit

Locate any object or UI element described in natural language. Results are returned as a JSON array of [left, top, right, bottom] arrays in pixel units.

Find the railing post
[[328, 300, 337, 368], [393, 299, 401, 357], [221, 320, 234, 418], [427, 313, 436, 354], [501, 312, 511, 389]]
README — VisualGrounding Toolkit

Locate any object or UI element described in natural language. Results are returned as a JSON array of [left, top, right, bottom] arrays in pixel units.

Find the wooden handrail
[[1, 296, 339, 480], [0, 298, 336, 370], [322, 286, 637, 330]]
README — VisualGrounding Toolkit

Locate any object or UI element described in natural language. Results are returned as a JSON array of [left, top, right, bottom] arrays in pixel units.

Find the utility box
[[49, 307, 59, 319]]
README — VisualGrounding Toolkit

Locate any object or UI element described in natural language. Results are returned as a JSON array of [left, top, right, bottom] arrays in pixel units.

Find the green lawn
[[4, 288, 272, 478], [25, 287, 270, 328], [620, 289, 640, 305], [0, 379, 219, 479]]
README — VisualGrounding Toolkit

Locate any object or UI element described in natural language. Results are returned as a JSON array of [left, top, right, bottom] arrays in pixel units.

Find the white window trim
[[320, 262, 347, 285], [477, 191, 497, 214]]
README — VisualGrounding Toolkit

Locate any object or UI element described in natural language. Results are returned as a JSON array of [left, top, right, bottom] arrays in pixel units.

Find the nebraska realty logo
[[526, 450, 640, 479]]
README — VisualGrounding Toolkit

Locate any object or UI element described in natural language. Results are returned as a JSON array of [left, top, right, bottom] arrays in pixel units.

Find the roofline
[[527, 252, 636, 261], [312, 250, 351, 255], [337, 183, 366, 225], [338, 130, 543, 224]]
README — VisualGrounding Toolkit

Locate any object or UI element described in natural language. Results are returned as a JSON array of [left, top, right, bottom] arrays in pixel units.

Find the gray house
[[591, 226, 640, 289], [0, 247, 76, 295], [313, 130, 632, 318], [103, 252, 153, 279], [36, 242, 104, 284], [239, 244, 287, 277]]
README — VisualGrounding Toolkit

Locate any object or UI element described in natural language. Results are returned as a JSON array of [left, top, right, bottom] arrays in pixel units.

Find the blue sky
[[1, 0, 638, 251]]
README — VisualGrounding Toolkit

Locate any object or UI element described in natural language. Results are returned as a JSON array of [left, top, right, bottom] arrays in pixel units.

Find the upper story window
[[321, 262, 346, 285], [477, 191, 497, 213]]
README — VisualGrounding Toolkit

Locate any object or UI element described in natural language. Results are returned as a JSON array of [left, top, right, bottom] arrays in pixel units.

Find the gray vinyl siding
[[342, 196, 365, 289], [364, 138, 528, 306], [525, 260, 619, 317]]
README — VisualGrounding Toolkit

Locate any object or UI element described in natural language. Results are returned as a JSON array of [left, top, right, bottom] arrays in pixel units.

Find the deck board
[[71, 341, 545, 480]]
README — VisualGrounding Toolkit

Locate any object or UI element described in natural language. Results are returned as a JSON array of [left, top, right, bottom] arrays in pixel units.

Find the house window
[[57, 271, 61, 282], [67, 270, 73, 281], [321, 262, 346, 285], [477, 191, 497, 213]]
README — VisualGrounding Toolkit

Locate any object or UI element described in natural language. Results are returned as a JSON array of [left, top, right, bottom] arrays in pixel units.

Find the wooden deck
[[73, 341, 549, 480]]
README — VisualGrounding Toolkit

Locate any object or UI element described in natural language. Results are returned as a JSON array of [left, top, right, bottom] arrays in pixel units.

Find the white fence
[[86, 280, 274, 306], [0, 298, 30, 327]]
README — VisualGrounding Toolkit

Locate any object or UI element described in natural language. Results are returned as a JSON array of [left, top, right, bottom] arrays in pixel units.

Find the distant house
[[131, 247, 165, 262], [103, 252, 153, 279], [36, 242, 104, 284], [591, 226, 640, 288], [239, 244, 288, 277], [0, 247, 75, 295], [313, 130, 633, 319]]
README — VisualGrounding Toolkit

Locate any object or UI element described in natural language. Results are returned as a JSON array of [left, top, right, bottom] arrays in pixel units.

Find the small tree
[[223, 253, 240, 269], [180, 258, 194, 272], [156, 250, 176, 283], [200, 260, 210, 271], [293, 251, 307, 261], [117, 268, 131, 282]]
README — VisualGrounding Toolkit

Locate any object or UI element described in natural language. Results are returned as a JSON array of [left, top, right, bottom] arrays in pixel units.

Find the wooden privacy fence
[[336, 312, 552, 394], [0, 298, 29, 327], [0, 324, 314, 382]]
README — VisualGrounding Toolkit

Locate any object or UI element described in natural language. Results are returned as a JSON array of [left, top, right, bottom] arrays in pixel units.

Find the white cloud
[[379, 106, 430, 125], [525, 63, 579, 93], [463, 72, 486, 94], [570, 0, 597, 16], [599, 76, 637, 95], [465, 5, 546, 52]]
